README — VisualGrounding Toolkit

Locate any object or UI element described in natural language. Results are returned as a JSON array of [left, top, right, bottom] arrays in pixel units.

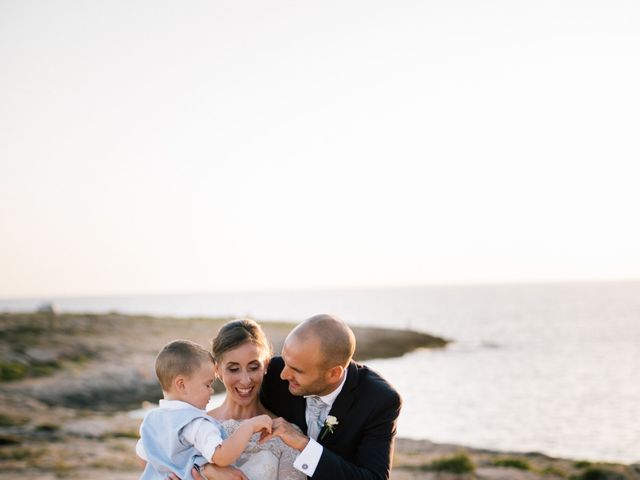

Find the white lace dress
[[220, 419, 306, 480]]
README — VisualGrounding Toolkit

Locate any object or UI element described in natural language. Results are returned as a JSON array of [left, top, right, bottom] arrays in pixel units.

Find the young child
[[138, 339, 272, 480]]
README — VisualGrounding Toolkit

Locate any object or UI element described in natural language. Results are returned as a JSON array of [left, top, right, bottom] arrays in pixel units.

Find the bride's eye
[[249, 362, 261, 371]]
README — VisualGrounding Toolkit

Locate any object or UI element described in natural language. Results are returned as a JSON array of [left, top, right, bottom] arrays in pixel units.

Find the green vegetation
[[425, 453, 475, 474], [36, 423, 61, 433], [0, 322, 47, 340], [107, 429, 140, 439], [0, 447, 30, 461], [572, 468, 628, 480], [0, 435, 22, 446], [0, 359, 64, 382], [540, 465, 568, 477], [575, 461, 594, 469], [493, 457, 532, 470], [0, 361, 27, 381], [0, 413, 29, 427]]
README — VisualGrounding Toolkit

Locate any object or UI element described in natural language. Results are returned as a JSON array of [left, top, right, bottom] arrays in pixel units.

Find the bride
[[206, 318, 303, 480], [138, 318, 304, 480]]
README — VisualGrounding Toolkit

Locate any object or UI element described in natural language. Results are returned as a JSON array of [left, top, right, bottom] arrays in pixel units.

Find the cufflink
[[302, 464, 308, 470]]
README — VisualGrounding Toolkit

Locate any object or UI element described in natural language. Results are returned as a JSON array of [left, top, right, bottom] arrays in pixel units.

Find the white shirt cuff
[[136, 438, 148, 461], [293, 438, 323, 477]]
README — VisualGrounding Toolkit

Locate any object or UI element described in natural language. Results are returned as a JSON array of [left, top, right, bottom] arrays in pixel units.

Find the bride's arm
[[276, 424, 307, 480], [278, 449, 307, 480], [191, 465, 248, 480]]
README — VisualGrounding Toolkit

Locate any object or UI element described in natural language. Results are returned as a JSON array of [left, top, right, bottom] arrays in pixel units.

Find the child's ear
[[174, 375, 186, 392]]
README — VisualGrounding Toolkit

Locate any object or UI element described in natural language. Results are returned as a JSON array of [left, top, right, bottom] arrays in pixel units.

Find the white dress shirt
[[293, 370, 348, 477]]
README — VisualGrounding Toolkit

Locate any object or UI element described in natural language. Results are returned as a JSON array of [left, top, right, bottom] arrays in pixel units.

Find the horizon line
[[2, 277, 640, 302]]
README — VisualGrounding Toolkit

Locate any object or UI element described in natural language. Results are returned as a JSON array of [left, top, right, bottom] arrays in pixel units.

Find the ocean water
[[2, 282, 639, 463]]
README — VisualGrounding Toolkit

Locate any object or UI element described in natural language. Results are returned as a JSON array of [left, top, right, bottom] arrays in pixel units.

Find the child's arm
[[211, 414, 272, 467]]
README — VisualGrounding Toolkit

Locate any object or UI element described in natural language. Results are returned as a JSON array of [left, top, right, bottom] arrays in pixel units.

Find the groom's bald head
[[288, 314, 356, 368]]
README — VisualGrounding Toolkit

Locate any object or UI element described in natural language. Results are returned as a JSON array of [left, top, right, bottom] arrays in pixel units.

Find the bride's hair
[[211, 318, 273, 364]]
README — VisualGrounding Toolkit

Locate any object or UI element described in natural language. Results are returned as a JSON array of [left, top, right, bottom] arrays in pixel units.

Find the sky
[[1, 0, 640, 298]]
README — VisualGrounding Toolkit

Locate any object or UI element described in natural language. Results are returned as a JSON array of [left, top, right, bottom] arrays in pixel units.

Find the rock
[[63, 418, 116, 438], [24, 348, 59, 364], [9, 365, 162, 410], [36, 303, 59, 315]]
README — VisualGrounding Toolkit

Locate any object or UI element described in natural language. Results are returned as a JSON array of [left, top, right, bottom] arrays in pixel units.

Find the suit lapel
[[293, 394, 308, 435], [318, 361, 358, 445]]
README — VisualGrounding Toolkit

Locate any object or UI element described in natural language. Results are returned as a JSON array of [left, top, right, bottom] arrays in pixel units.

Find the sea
[[2, 281, 639, 464]]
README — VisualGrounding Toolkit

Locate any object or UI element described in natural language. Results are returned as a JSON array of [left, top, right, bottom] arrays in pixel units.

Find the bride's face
[[216, 342, 268, 406]]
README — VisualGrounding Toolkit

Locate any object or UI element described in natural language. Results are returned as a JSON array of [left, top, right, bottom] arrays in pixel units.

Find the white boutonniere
[[319, 415, 339, 440]]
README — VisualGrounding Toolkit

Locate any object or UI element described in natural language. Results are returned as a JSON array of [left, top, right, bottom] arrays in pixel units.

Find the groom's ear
[[327, 365, 344, 383]]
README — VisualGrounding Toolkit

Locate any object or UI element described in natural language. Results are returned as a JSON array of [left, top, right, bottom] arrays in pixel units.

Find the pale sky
[[1, 0, 640, 298]]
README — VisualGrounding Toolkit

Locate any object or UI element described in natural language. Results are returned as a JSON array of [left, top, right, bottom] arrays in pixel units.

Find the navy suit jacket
[[260, 356, 401, 480]]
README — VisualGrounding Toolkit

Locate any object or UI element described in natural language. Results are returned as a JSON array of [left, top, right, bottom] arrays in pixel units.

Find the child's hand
[[248, 414, 272, 434]]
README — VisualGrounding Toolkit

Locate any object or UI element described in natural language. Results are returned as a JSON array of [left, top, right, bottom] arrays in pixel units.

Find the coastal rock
[[23, 347, 59, 364], [7, 364, 162, 410], [36, 303, 59, 315], [63, 416, 132, 438]]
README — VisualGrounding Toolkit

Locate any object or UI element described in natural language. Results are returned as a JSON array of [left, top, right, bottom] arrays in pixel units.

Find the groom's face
[[280, 335, 331, 397]]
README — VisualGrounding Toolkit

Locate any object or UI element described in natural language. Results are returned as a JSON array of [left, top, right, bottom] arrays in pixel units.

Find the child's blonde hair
[[155, 339, 214, 391]]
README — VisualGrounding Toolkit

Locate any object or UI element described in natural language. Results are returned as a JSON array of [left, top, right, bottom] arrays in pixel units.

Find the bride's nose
[[239, 370, 252, 385]]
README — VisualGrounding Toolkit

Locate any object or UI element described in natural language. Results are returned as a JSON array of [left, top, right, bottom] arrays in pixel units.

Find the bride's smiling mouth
[[235, 386, 254, 397]]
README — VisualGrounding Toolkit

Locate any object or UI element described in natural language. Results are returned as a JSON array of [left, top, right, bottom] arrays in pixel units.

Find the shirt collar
[[158, 399, 204, 411]]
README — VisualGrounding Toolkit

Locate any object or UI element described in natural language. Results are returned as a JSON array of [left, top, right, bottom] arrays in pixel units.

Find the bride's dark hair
[[211, 318, 273, 364]]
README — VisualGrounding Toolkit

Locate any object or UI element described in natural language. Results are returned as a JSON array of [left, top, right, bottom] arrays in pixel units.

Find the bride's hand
[[261, 417, 310, 451]]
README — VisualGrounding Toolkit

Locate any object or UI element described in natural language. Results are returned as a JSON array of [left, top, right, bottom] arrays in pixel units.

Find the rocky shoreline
[[1, 312, 637, 480]]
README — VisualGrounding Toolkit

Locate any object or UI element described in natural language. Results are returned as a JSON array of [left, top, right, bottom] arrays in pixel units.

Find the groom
[[259, 313, 402, 479], [195, 314, 401, 480]]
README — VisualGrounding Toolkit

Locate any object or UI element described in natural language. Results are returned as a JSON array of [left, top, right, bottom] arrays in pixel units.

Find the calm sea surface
[[2, 282, 639, 463]]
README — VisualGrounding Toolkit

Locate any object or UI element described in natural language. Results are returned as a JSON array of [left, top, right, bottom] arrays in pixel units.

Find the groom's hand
[[190, 465, 248, 480], [260, 417, 310, 451]]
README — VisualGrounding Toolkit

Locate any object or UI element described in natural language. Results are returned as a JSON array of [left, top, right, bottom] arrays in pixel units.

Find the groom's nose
[[280, 364, 292, 380]]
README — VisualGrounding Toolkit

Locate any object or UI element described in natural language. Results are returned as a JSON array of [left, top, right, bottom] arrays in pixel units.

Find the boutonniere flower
[[320, 415, 339, 440]]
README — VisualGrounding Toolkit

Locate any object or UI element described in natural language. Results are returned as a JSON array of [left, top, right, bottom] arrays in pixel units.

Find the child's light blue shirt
[[139, 400, 224, 480]]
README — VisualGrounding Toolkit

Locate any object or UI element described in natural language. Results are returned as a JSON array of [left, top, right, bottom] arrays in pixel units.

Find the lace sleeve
[[219, 418, 306, 480], [276, 425, 307, 480]]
